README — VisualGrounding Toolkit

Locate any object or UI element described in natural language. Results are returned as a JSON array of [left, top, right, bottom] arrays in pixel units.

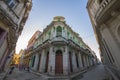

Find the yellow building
[[12, 54, 20, 67]]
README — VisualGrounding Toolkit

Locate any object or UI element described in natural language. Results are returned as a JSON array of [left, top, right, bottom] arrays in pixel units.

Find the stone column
[[78, 52, 83, 70], [72, 50, 77, 72], [48, 46, 55, 75], [39, 49, 46, 73], [63, 46, 69, 75], [33, 53, 39, 71], [83, 54, 87, 68], [89, 57, 92, 66], [86, 55, 89, 67]]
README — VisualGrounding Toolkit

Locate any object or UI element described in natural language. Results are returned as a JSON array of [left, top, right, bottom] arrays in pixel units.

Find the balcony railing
[[95, 0, 112, 20], [0, 1, 19, 24]]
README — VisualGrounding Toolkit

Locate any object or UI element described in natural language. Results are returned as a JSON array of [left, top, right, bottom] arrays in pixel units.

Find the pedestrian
[[9, 64, 15, 74]]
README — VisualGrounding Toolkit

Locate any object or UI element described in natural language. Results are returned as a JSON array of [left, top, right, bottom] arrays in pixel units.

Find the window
[[67, 32, 69, 36], [6, 0, 18, 9], [56, 26, 62, 36]]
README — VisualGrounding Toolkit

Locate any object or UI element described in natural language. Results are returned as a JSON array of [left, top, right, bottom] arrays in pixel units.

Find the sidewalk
[[80, 64, 108, 80]]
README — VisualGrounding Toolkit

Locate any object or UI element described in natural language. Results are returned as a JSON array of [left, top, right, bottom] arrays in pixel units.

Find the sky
[[16, 0, 100, 60]]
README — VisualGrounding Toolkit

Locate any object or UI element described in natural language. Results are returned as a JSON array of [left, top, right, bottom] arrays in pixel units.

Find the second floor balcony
[[95, 0, 120, 24], [0, 1, 19, 24]]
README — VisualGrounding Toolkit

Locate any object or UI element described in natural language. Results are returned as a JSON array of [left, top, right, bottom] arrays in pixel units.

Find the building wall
[[87, 0, 120, 79], [28, 16, 98, 76], [34, 17, 88, 50], [0, 0, 32, 72]]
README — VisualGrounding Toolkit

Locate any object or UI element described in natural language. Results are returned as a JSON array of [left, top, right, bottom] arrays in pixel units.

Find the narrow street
[[0, 64, 108, 80], [80, 64, 108, 80], [4, 68, 45, 80]]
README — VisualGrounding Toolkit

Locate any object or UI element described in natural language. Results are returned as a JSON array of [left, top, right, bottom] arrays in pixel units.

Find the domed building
[[29, 16, 97, 76]]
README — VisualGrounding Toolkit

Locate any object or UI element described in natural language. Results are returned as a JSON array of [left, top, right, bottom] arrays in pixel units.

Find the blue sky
[[16, 0, 100, 59]]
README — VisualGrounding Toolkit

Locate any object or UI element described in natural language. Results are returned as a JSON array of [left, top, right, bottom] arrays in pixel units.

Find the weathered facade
[[87, 0, 120, 79], [0, 0, 32, 72], [29, 16, 98, 77], [23, 31, 41, 69]]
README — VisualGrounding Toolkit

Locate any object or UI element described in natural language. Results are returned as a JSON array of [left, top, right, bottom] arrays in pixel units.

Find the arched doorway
[[55, 50, 63, 74]]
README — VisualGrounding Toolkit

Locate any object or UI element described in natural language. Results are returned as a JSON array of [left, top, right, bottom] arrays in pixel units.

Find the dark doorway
[[45, 52, 49, 72], [69, 52, 73, 72], [55, 50, 63, 74]]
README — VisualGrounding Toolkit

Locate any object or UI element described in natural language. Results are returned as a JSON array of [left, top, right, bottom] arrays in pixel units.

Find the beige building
[[0, 0, 32, 72], [87, 0, 120, 79], [23, 31, 41, 68], [28, 16, 98, 79]]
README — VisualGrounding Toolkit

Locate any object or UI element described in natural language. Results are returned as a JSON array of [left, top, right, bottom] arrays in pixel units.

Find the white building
[[29, 16, 97, 76]]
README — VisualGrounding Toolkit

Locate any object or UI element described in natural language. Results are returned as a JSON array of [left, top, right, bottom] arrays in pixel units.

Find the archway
[[55, 50, 63, 74]]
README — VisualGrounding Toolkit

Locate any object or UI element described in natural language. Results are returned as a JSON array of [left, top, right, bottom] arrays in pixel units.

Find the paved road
[[4, 68, 45, 80], [2, 64, 108, 80], [80, 64, 108, 80]]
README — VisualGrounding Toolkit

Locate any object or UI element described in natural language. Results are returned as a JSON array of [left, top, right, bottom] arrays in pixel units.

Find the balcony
[[95, 0, 120, 24], [0, 1, 19, 26]]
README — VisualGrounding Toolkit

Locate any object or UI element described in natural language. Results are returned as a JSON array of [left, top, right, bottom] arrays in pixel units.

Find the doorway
[[55, 50, 63, 74]]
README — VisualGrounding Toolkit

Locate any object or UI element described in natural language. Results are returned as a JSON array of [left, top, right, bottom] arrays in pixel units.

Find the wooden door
[[55, 50, 63, 74]]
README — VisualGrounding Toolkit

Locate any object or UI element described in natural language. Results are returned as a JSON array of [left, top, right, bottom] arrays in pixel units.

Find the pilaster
[[83, 54, 87, 68], [33, 53, 39, 71], [78, 52, 83, 70], [86, 55, 89, 67], [48, 46, 55, 75], [63, 46, 69, 75], [39, 49, 46, 72], [71, 50, 77, 72]]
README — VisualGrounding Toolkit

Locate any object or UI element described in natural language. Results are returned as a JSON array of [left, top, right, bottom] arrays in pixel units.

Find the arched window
[[56, 26, 62, 36]]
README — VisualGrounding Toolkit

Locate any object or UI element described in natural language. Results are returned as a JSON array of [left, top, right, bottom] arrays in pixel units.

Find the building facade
[[0, 0, 32, 72], [29, 16, 97, 76], [23, 31, 41, 69], [87, 0, 120, 79], [11, 53, 20, 67], [19, 49, 25, 70]]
